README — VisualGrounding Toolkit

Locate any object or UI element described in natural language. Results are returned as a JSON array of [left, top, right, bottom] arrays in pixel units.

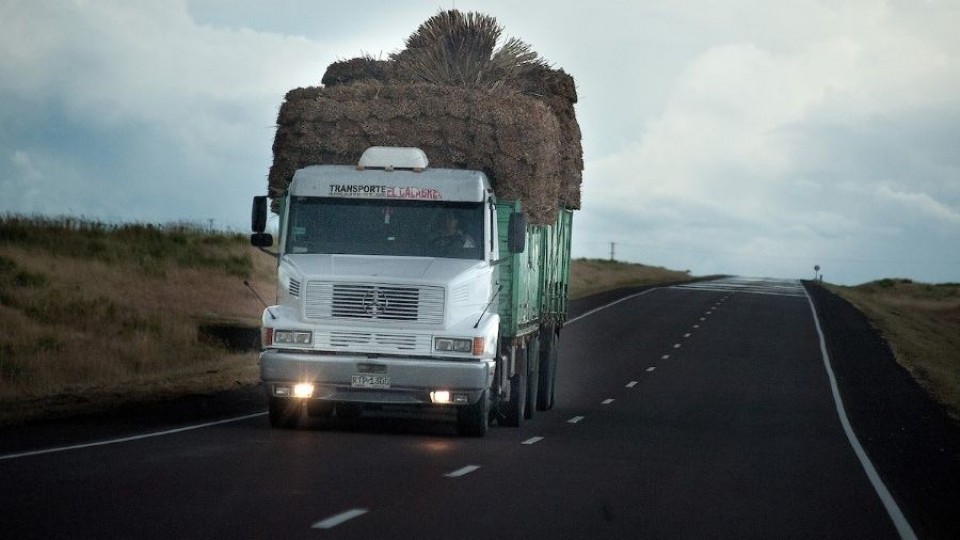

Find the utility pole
[[610, 242, 616, 262]]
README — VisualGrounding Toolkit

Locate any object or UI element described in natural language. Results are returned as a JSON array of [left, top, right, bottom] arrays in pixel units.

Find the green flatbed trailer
[[495, 201, 574, 421]]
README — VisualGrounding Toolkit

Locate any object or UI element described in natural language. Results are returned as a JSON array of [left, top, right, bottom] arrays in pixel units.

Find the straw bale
[[269, 11, 583, 219], [321, 57, 391, 86], [269, 82, 566, 223]]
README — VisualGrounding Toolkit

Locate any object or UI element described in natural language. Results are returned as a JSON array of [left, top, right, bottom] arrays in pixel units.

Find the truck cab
[[250, 147, 537, 435]]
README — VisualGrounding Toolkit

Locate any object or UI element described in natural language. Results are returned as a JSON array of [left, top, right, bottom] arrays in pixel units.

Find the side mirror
[[250, 232, 274, 248], [250, 196, 273, 247], [251, 195, 268, 233], [507, 212, 526, 253]]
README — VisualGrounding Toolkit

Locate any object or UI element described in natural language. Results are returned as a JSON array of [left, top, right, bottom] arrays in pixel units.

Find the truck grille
[[304, 282, 444, 325], [320, 331, 424, 352]]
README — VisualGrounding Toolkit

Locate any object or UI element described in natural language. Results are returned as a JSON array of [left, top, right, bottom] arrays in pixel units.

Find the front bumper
[[260, 349, 495, 405]]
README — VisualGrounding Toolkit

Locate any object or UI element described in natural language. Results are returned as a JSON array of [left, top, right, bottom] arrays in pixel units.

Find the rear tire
[[537, 325, 560, 411], [525, 337, 540, 420], [268, 397, 301, 429], [457, 389, 490, 437]]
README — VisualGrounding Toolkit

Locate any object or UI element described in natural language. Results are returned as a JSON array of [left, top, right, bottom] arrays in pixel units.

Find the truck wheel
[[537, 325, 560, 411], [525, 337, 540, 420], [501, 347, 526, 427], [456, 389, 490, 437], [268, 396, 301, 429]]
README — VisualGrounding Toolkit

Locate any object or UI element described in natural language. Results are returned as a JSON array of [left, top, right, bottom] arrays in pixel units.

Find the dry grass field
[[828, 279, 960, 420], [569, 258, 695, 299], [0, 217, 276, 423]]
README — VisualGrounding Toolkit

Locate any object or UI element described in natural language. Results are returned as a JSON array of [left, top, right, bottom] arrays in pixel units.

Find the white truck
[[250, 146, 572, 436]]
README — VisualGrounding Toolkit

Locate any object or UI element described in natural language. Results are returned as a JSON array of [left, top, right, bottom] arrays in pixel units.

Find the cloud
[[574, 0, 960, 283], [1, 0, 957, 284], [877, 184, 960, 227], [0, 0, 339, 225]]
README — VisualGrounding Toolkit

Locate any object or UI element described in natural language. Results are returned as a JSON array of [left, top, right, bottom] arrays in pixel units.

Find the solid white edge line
[[0, 412, 268, 461], [803, 287, 917, 540], [444, 465, 481, 478], [566, 288, 661, 326], [312, 508, 369, 529], [522, 436, 544, 445]]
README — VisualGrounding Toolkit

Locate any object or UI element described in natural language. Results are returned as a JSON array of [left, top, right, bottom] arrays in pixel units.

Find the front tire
[[457, 389, 490, 437], [501, 345, 527, 427]]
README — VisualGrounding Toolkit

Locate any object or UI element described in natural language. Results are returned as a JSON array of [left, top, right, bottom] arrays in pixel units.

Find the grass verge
[[569, 258, 695, 299], [827, 279, 960, 420], [0, 215, 276, 425]]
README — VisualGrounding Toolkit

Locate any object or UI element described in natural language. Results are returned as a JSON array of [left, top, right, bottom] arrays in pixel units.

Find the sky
[[1, 0, 959, 285]]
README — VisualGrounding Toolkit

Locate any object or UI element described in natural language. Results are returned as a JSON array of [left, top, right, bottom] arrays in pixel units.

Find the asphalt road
[[1, 277, 951, 538]]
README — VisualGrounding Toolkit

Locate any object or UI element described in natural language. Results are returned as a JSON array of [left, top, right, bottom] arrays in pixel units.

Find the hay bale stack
[[320, 57, 392, 86], [269, 82, 562, 223], [269, 9, 583, 222], [517, 66, 581, 209]]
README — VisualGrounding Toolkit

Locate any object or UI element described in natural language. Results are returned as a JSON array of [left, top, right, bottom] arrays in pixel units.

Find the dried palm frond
[[392, 10, 549, 89]]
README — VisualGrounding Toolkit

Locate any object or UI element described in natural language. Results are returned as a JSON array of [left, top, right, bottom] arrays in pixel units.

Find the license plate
[[351, 375, 391, 389]]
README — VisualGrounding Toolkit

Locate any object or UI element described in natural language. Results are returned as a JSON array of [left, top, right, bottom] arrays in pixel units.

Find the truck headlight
[[434, 337, 472, 353], [434, 337, 485, 356], [293, 383, 315, 398], [274, 330, 313, 345]]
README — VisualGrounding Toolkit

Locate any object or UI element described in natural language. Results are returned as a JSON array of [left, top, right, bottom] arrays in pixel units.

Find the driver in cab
[[430, 211, 475, 257]]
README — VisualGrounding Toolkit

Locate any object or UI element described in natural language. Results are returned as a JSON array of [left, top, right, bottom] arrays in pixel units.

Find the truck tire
[[501, 345, 527, 427], [456, 389, 490, 437], [525, 337, 540, 420], [537, 324, 560, 411], [268, 396, 301, 429]]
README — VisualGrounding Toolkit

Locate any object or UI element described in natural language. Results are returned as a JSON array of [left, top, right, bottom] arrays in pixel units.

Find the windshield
[[285, 197, 484, 260]]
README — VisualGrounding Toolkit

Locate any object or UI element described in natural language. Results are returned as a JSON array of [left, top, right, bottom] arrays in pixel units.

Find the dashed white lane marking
[[700, 317, 706, 321], [312, 508, 369, 530], [673, 343, 682, 349], [568, 416, 585, 423], [693, 324, 700, 329], [684, 333, 692, 338], [0, 412, 268, 461], [626, 381, 638, 388], [601, 398, 615, 405], [444, 465, 481, 478], [522, 437, 544, 445], [646, 367, 656, 372], [661, 354, 670, 360]]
